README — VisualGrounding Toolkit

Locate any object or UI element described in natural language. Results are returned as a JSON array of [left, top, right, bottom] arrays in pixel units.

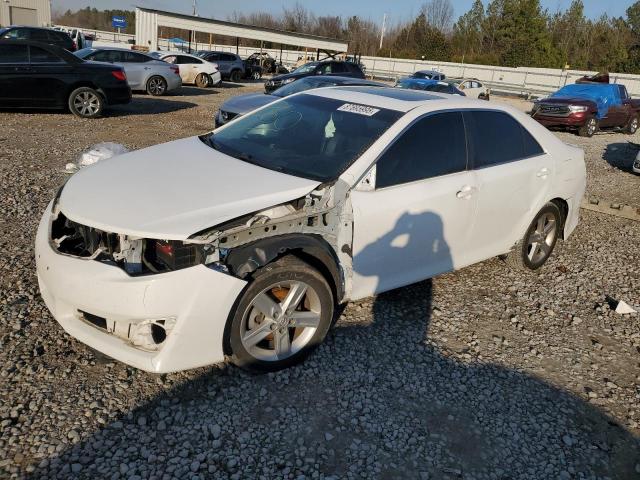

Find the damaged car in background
[[36, 87, 586, 374], [531, 83, 640, 137]]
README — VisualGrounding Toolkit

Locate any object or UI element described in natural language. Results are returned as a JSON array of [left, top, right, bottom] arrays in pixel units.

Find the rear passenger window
[[125, 52, 149, 63], [30, 29, 49, 42], [29, 46, 64, 63], [0, 44, 29, 63], [522, 128, 544, 157], [376, 112, 467, 188], [464, 111, 543, 168]]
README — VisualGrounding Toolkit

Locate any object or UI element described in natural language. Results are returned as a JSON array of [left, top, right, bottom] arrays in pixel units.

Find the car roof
[[304, 85, 505, 113]]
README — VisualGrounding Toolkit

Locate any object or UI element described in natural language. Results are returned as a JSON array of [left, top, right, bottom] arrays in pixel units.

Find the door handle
[[536, 167, 550, 178], [456, 185, 475, 200]]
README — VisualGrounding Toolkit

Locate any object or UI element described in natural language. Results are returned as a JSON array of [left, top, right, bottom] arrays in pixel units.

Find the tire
[[626, 115, 639, 134], [195, 73, 211, 88], [503, 202, 562, 271], [229, 69, 242, 83], [251, 70, 261, 80], [146, 76, 167, 96], [68, 87, 104, 119], [578, 116, 598, 137], [227, 256, 335, 373]]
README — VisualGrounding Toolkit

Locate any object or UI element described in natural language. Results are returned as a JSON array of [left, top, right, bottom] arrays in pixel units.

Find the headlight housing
[[569, 105, 589, 113], [283, 77, 296, 84]]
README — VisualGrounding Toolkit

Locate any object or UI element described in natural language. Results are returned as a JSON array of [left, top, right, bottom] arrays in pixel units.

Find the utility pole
[[191, 0, 198, 52], [379, 13, 387, 50]]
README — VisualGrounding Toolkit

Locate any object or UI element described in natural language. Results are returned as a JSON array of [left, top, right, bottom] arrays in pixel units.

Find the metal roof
[[135, 7, 348, 52]]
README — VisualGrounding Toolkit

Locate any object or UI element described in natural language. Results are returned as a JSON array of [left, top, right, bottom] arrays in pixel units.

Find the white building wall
[[0, 0, 51, 27]]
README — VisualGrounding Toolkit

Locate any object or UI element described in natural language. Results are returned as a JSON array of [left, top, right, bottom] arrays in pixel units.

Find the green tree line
[[53, 1, 640, 73]]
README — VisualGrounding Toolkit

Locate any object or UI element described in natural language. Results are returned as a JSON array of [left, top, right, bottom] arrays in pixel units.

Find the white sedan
[[155, 52, 221, 88], [36, 87, 586, 373]]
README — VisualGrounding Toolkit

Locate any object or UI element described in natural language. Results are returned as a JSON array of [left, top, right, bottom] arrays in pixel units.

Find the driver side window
[[375, 112, 467, 189]]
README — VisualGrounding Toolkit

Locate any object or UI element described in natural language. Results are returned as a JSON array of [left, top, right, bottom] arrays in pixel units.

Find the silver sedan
[[75, 47, 182, 96]]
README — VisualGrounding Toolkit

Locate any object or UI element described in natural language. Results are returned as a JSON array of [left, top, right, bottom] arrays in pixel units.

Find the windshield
[[413, 72, 434, 79], [272, 78, 334, 98], [293, 62, 319, 74], [396, 78, 431, 90], [200, 94, 401, 182]]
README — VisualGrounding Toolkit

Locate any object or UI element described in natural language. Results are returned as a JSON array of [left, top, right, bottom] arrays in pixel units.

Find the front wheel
[[578, 116, 598, 137], [251, 70, 261, 80], [146, 76, 167, 96], [503, 202, 561, 271], [68, 87, 104, 118], [227, 256, 334, 372], [195, 73, 211, 88], [626, 115, 639, 134]]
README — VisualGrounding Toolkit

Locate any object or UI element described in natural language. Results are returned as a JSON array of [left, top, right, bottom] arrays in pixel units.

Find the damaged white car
[[36, 87, 586, 373]]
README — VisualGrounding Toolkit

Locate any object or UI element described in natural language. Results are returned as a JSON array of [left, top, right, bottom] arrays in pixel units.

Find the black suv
[[0, 41, 131, 118], [0, 26, 75, 51], [264, 60, 365, 93]]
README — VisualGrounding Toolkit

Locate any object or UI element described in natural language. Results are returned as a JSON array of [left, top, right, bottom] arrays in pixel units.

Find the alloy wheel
[[587, 118, 597, 136], [148, 77, 166, 95], [73, 91, 100, 117], [240, 280, 321, 362], [526, 212, 557, 264]]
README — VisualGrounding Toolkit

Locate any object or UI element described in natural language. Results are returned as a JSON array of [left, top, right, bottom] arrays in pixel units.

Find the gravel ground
[[1, 86, 639, 480]]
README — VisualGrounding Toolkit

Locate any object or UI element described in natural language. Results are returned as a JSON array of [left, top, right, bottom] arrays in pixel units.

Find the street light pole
[[379, 13, 387, 50]]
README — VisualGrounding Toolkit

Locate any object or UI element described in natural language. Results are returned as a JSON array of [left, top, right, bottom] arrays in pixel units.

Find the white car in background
[[446, 78, 490, 100], [75, 47, 182, 96], [36, 87, 585, 374], [154, 52, 222, 88]]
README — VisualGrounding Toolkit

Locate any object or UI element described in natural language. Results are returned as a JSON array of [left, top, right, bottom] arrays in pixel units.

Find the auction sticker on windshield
[[337, 103, 380, 116]]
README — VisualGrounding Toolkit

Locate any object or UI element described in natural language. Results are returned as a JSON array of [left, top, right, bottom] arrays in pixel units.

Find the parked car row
[[0, 40, 235, 118], [0, 41, 131, 118]]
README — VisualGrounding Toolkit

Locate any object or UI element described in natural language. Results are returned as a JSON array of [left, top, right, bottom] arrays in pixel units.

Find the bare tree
[[421, 0, 454, 32]]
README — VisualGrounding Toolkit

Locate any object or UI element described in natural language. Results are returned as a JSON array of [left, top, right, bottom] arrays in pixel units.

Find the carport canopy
[[135, 7, 348, 53]]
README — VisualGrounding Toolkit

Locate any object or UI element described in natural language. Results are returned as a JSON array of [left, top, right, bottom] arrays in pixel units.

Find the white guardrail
[[58, 24, 640, 98]]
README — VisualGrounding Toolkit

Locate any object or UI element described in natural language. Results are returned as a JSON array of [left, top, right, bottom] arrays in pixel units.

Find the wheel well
[[225, 234, 344, 302], [550, 198, 569, 239], [67, 82, 101, 99]]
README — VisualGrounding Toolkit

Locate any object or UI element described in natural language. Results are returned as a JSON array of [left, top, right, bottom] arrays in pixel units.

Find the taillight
[[170, 66, 180, 75], [111, 70, 127, 82]]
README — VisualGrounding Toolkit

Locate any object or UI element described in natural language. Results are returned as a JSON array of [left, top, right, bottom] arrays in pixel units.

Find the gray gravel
[[1, 87, 639, 479]]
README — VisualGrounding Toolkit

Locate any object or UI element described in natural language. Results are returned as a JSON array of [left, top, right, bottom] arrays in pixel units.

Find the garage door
[[10, 7, 38, 26]]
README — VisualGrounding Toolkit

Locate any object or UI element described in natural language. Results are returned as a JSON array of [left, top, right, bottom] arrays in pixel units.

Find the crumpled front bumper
[[35, 206, 246, 373]]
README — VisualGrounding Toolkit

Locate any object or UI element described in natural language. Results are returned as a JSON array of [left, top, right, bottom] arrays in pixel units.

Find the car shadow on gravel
[[106, 98, 198, 117], [26, 213, 640, 479], [603, 142, 639, 173]]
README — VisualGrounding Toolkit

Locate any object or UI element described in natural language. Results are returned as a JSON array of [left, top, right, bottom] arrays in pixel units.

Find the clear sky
[[52, 0, 634, 24]]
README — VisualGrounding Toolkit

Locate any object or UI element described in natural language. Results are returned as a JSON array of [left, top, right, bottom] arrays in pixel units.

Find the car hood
[[539, 97, 596, 106], [58, 137, 321, 240], [220, 92, 277, 115]]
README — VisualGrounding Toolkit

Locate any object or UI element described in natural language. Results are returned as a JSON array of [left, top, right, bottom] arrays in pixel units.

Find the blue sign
[[112, 16, 127, 29]]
